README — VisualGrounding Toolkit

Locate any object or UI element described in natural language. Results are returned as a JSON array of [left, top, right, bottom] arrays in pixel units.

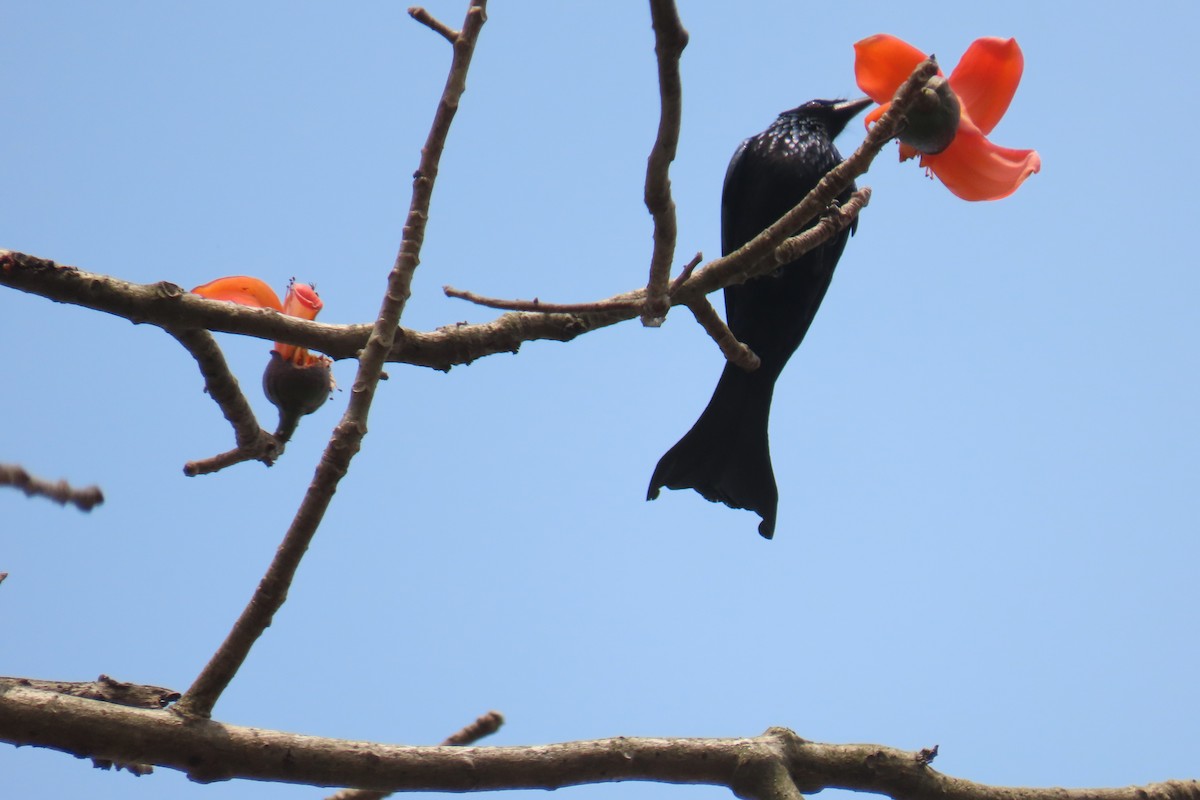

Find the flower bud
[[898, 74, 961, 155], [263, 351, 332, 443]]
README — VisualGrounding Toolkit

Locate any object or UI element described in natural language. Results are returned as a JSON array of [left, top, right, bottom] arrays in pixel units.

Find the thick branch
[[1, 686, 1195, 800], [641, 0, 689, 325], [0, 463, 104, 511], [171, 0, 489, 719]]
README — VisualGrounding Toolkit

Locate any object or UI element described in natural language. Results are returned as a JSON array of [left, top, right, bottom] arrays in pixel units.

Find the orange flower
[[192, 276, 332, 440], [854, 34, 1041, 201], [191, 276, 325, 366]]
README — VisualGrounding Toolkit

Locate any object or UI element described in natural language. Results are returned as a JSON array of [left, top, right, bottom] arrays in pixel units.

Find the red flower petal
[[281, 282, 323, 321], [854, 34, 929, 104], [947, 37, 1024, 136], [921, 120, 1041, 201], [275, 282, 323, 363], [192, 276, 283, 311]]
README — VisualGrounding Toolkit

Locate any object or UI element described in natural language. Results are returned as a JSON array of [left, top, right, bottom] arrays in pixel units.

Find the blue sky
[[3, 2, 1198, 799]]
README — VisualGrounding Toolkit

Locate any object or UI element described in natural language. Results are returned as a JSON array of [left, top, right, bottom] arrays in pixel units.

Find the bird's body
[[647, 98, 870, 539]]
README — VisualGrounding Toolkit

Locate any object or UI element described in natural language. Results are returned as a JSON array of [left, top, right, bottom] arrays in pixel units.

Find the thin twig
[[183, 445, 274, 477], [640, 0, 689, 326], [408, 6, 458, 43], [441, 709, 505, 745], [443, 285, 642, 314], [669, 251, 703, 295], [166, 327, 281, 475], [327, 710, 506, 800], [172, 0, 489, 720], [0, 463, 104, 511], [685, 298, 760, 371]]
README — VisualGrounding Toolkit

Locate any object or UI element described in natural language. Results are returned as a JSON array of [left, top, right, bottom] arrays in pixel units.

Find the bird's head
[[790, 97, 873, 138]]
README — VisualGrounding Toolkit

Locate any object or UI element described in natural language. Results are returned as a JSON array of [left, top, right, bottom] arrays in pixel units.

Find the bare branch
[[0, 676, 178, 777], [408, 6, 459, 43], [182, 445, 272, 477], [641, 0, 689, 326], [443, 285, 642, 314], [672, 189, 866, 370], [668, 251, 704, 295], [3, 686, 1196, 800], [165, 326, 282, 475], [770, 188, 871, 267], [684, 298, 760, 371], [0, 463, 104, 511], [442, 709, 504, 746], [171, 0, 490, 720]]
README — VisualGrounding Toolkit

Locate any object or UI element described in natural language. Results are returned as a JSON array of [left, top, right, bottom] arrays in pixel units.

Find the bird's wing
[[720, 137, 752, 258], [720, 137, 754, 324]]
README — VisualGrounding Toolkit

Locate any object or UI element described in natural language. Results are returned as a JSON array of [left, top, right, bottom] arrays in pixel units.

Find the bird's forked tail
[[647, 363, 779, 538]]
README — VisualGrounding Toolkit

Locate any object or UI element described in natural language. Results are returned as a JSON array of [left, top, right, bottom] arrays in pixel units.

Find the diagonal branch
[[640, 0, 689, 326], [171, 0, 490, 720], [685, 297, 760, 371], [165, 326, 282, 475]]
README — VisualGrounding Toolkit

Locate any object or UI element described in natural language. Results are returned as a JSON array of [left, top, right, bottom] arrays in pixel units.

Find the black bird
[[647, 97, 872, 539]]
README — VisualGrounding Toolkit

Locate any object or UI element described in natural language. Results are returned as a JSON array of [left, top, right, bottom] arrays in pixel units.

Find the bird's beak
[[834, 96, 874, 120]]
